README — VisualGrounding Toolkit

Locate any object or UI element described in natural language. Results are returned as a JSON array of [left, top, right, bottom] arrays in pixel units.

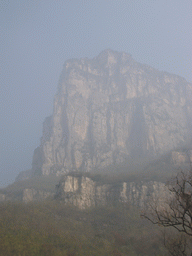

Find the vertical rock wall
[[55, 175, 170, 209], [32, 49, 192, 176]]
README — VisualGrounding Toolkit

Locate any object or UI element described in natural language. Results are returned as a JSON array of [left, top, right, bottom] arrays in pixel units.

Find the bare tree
[[142, 171, 192, 235], [141, 169, 192, 255], [163, 231, 190, 256]]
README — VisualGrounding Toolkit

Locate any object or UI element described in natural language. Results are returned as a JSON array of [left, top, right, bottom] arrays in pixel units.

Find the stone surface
[[22, 188, 54, 202], [55, 174, 171, 209], [171, 150, 192, 166], [0, 193, 5, 201], [30, 49, 192, 177], [0, 188, 54, 202]]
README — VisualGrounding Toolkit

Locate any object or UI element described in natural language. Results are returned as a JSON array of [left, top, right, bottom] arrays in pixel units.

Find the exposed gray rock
[[0, 189, 54, 202], [22, 188, 54, 202], [0, 193, 5, 201], [30, 49, 192, 177], [171, 150, 192, 166], [55, 174, 171, 209]]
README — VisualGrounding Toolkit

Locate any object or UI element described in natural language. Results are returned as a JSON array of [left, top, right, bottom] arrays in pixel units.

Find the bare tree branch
[[141, 155, 192, 255]]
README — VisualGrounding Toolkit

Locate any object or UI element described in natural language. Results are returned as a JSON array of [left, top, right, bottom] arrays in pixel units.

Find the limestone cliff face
[[22, 189, 54, 203], [55, 174, 170, 209], [32, 49, 192, 176], [171, 150, 192, 166]]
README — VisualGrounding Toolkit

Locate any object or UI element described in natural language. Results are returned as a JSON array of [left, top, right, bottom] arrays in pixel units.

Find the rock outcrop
[[55, 174, 170, 209], [0, 193, 5, 202], [0, 188, 54, 202], [31, 49, 192, 177], [22, 188, 54, 202], [171, 150, 192, 166], [1, 174, 171, 209]]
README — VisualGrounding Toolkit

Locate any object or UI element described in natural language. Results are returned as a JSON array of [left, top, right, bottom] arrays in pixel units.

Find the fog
[[1, 0, 192, 187]]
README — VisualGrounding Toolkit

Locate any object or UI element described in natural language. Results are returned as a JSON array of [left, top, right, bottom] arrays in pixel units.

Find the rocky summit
[[30, 49, 192, 178]]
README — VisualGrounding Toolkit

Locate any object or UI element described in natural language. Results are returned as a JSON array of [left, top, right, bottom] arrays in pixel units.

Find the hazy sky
[[1, 0, 192, 187]]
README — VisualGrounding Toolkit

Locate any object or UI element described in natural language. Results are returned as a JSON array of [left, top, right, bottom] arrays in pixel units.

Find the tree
[[141, 169, 192, 255], [162, 231, 189, 256]]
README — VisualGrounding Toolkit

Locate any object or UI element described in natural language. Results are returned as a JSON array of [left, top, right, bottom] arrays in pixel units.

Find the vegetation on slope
[[0, 201, 167, 256]]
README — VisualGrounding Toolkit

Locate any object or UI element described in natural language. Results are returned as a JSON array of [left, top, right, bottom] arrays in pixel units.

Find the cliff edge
[[26, 49, 192, 177]]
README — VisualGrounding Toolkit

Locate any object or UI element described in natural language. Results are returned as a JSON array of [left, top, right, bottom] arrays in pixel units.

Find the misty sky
[[1, 0, 192, 187]]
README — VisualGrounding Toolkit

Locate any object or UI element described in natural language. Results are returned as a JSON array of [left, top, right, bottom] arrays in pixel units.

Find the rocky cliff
[[31, 49, 192, 177], [1, 173, 171, 210], [55, 174, 170, 209]]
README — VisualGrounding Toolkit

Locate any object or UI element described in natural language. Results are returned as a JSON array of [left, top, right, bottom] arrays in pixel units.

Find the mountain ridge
[[17, 49, 192, 179]]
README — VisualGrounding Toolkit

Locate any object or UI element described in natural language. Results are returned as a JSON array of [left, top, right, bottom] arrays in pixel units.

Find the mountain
[[27, 49, 192, 178]]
